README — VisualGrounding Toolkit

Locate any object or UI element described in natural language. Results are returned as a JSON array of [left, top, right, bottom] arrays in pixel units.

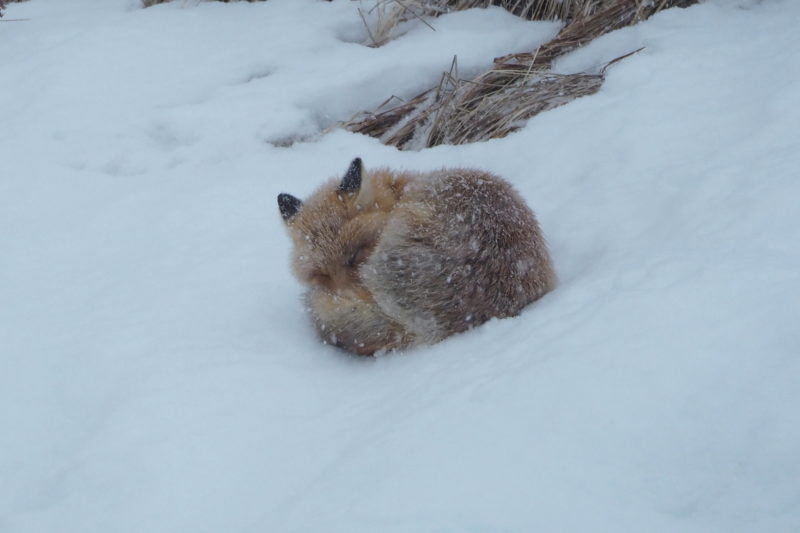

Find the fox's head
[[278, 158, 404, 294]]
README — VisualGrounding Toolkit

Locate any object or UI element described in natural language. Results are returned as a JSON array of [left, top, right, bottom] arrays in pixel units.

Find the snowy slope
[[1, 0, 799, 532]]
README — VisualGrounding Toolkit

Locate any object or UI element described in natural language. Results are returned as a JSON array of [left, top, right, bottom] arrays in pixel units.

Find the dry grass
[[344, 0, 697, 149], [132, 0, 698, 149], [362, 0, 613, 46], [343, 59, 606, 149]]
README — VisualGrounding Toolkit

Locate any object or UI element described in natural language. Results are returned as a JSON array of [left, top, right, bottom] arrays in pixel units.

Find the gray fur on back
[[362, 169, 555, 344]]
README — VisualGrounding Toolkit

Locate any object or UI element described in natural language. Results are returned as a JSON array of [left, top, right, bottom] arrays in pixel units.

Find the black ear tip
[[278, 193, 302, 221], [339, 157, 363, 193]]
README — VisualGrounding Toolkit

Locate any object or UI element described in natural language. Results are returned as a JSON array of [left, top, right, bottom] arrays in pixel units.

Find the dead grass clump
[[428, 71, 605, 148], [345, 60, 606, 150], [364, 0, 608, 45], [344, 0, 697, 150]]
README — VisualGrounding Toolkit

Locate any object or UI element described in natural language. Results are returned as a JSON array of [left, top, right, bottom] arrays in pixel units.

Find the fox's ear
[[278, 193, 303, 222], [338, 157, 362, 194]]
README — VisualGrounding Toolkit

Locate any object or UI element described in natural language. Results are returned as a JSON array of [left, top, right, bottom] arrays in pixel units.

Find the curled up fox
[[278, 158, 555, 356]]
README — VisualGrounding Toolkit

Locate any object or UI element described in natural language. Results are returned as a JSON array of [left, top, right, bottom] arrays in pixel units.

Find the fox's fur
[[278, 158, 555, 355]]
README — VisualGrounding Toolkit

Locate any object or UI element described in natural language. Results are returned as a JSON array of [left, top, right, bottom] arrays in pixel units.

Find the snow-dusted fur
[[278, 158, 555, 355]]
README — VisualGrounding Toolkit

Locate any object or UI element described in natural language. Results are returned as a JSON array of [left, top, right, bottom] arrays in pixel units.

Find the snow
[[1, 0, 799, 532]]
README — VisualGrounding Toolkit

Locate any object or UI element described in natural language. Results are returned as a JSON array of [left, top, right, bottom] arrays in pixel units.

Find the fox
[[277, 157, 556, 356]]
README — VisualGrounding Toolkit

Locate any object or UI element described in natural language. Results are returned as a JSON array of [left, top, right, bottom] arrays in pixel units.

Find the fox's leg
[[304, 289, 414, 356]]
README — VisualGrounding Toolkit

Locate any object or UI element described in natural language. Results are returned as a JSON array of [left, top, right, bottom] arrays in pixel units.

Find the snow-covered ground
[[2, 0, 799, 531]]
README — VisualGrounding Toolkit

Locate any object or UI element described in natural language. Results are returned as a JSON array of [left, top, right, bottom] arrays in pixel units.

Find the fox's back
[[362, 169, 555, 341]]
